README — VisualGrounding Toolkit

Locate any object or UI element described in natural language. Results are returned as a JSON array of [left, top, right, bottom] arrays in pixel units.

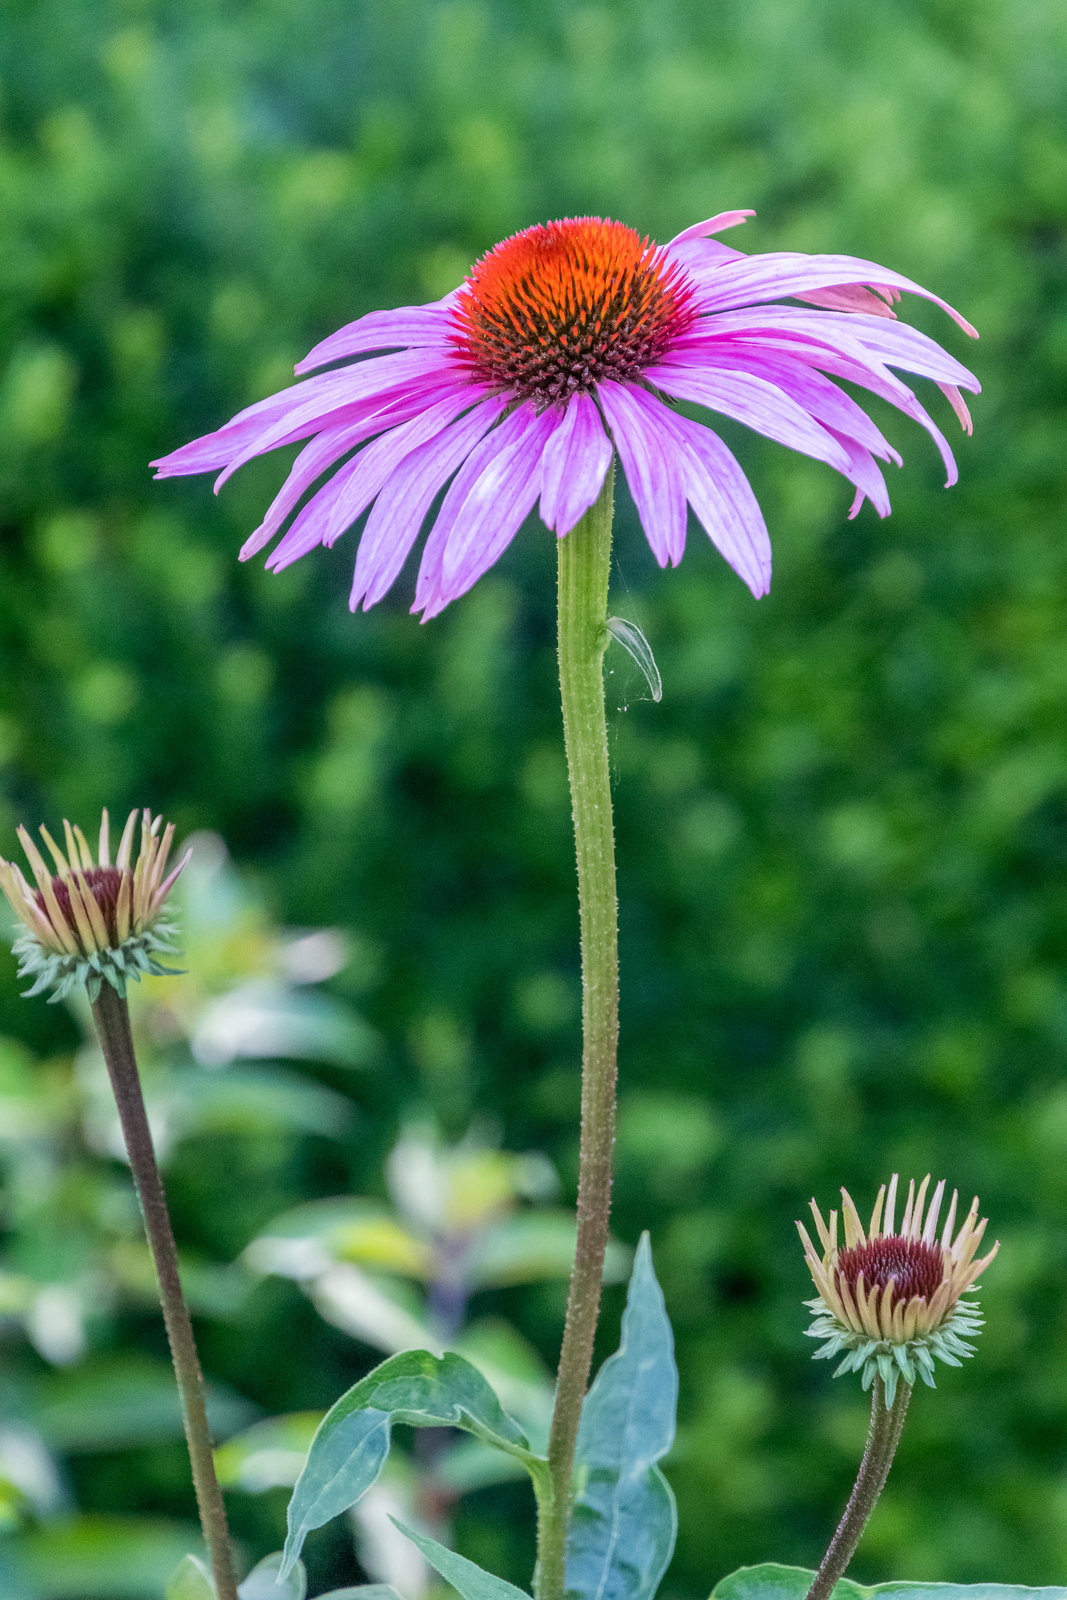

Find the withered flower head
[[0, 809, 189, 1002], [798, 1174, 999, 1404]]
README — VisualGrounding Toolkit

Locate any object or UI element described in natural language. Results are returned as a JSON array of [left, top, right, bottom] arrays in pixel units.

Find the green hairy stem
[[805, 1377, 913, 1600], [537, 465, 619, 1600]]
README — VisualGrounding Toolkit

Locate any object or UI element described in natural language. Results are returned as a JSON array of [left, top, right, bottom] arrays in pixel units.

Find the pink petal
[[666, 210, 756, 247], [539, 391, 614, 534], [675, 340, 900, 462], [151, 371, 356, 477], [212, 350, 467, 491], [685, 252, 978, 337], [264, 386, 494, 573], [827, 432, 893, 518], [239, 420, 378, 560], [645, 361, 853, 472], [597, 382, 687, 566], [319, 385, 495, 549], [683, 305, 979, 391], [938, 383, 973, 434], [416, 402, 561, 617], [795, 284, 898, 318], [296, 294, 459, 374], [350, 394, 511, 611], [644, 405, 772, 597], [694, 325, 962, 486]]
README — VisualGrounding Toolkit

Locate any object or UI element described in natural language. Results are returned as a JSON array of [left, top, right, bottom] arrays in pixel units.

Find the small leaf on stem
[[391, 1518, 532, 1600], [281, 1350, 544, 1576]]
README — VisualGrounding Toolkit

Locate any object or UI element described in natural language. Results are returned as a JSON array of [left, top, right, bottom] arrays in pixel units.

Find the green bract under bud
[[0, 809, 190, 1003], [798, 1174, 999, 1406]]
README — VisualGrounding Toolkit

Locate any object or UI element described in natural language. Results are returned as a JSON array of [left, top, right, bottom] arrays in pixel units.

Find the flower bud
[[798, 1174, 999, 1404], [0, 809, 189, 1002]]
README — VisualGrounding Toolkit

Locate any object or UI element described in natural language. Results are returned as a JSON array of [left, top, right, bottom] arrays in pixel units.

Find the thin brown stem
[[91, 982, 239, 1600], [805, 1378, 912, 1600]]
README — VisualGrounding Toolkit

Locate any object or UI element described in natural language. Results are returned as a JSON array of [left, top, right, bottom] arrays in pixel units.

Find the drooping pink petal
[[539, 391, 614, 535], [794, 284, 899, 318], [151, 371, 365, 477], [674, 340, 901, 462], [239, 421, 381, 560], [212, 350, 469, 491], [680, 305, 979, 392], [826, 431, 893, 518], [263, 386, 495, 572], [415, 402, 562, 617], [666, 210, 756, 247], [296, 294, 459, 374], [350, 394, 511, 611], [317, 386, 495, 549], [638, 400, 772, 597], [684, 252, 978, 336], [597, 381, 688, 566], [644, 361, 853, 472], [938, 383, 973, 434], [689, 324, 962, 486]]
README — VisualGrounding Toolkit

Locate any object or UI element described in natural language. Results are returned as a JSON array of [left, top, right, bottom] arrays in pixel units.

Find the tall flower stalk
[[0, 812, 240, 1600], [538, 466, 619, 1600]]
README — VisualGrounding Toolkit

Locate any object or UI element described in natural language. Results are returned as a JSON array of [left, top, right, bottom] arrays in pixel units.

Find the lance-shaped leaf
[[282, 1350, 545, 1577], [391, 1518, 532, 1600], [565, 1232, 678, 1600], [711, 1564, 1067, 1600]]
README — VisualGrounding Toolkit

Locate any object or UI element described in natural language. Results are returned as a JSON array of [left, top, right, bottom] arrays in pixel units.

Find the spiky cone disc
[[0, 809, 190, 1002], [797, 1174, 999, 1405]]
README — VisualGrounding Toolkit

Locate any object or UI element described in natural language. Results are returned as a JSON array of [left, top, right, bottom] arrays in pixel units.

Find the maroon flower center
[[450, 216, 696, 404], [38, 865, 129, 947], [836, 1235, 945, 1303]]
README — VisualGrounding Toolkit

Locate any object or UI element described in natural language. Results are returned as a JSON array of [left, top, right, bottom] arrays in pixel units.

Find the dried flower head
[[798, 1174, 999, 1404], [0, 809, 190, 1002]]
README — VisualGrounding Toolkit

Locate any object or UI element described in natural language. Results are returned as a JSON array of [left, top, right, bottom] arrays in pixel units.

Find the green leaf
[[215, 1412, 324, 1492], [1, 1514, 204, 1599], [281, 1350, 543, 1577], [239, 1553, 306, 1599], [316, 1589, 405, 1600], [711, 1565, 1067, 1600], [606, 617, 663, 702], [390, 1519, 531, 1600], [566, 1232, 678, 1600], [165, 1556, 215, 1600]]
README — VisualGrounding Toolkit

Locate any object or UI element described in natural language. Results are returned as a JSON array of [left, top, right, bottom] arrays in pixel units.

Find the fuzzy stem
[[537, 466, 619, 1600], [90, 982, 239, 1600], [805, 1377, 912, 1600]]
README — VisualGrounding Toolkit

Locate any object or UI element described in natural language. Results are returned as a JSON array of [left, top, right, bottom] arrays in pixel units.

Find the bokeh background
[[1, 0, 1066, 1595]]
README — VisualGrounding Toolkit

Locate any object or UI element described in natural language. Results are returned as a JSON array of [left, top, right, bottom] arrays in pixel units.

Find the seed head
[[797, 1174, 999, 1404], [0, 809, 190, 1002]]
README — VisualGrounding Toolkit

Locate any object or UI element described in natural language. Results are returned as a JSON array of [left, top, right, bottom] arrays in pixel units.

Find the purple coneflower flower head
[[798, 1174, 999, 1404], [0, 810, 189, 1002], [152, 211, 979, 618]]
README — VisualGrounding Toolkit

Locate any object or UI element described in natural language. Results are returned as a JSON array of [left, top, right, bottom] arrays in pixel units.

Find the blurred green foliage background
[[1, 0, 1066, 1594]]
